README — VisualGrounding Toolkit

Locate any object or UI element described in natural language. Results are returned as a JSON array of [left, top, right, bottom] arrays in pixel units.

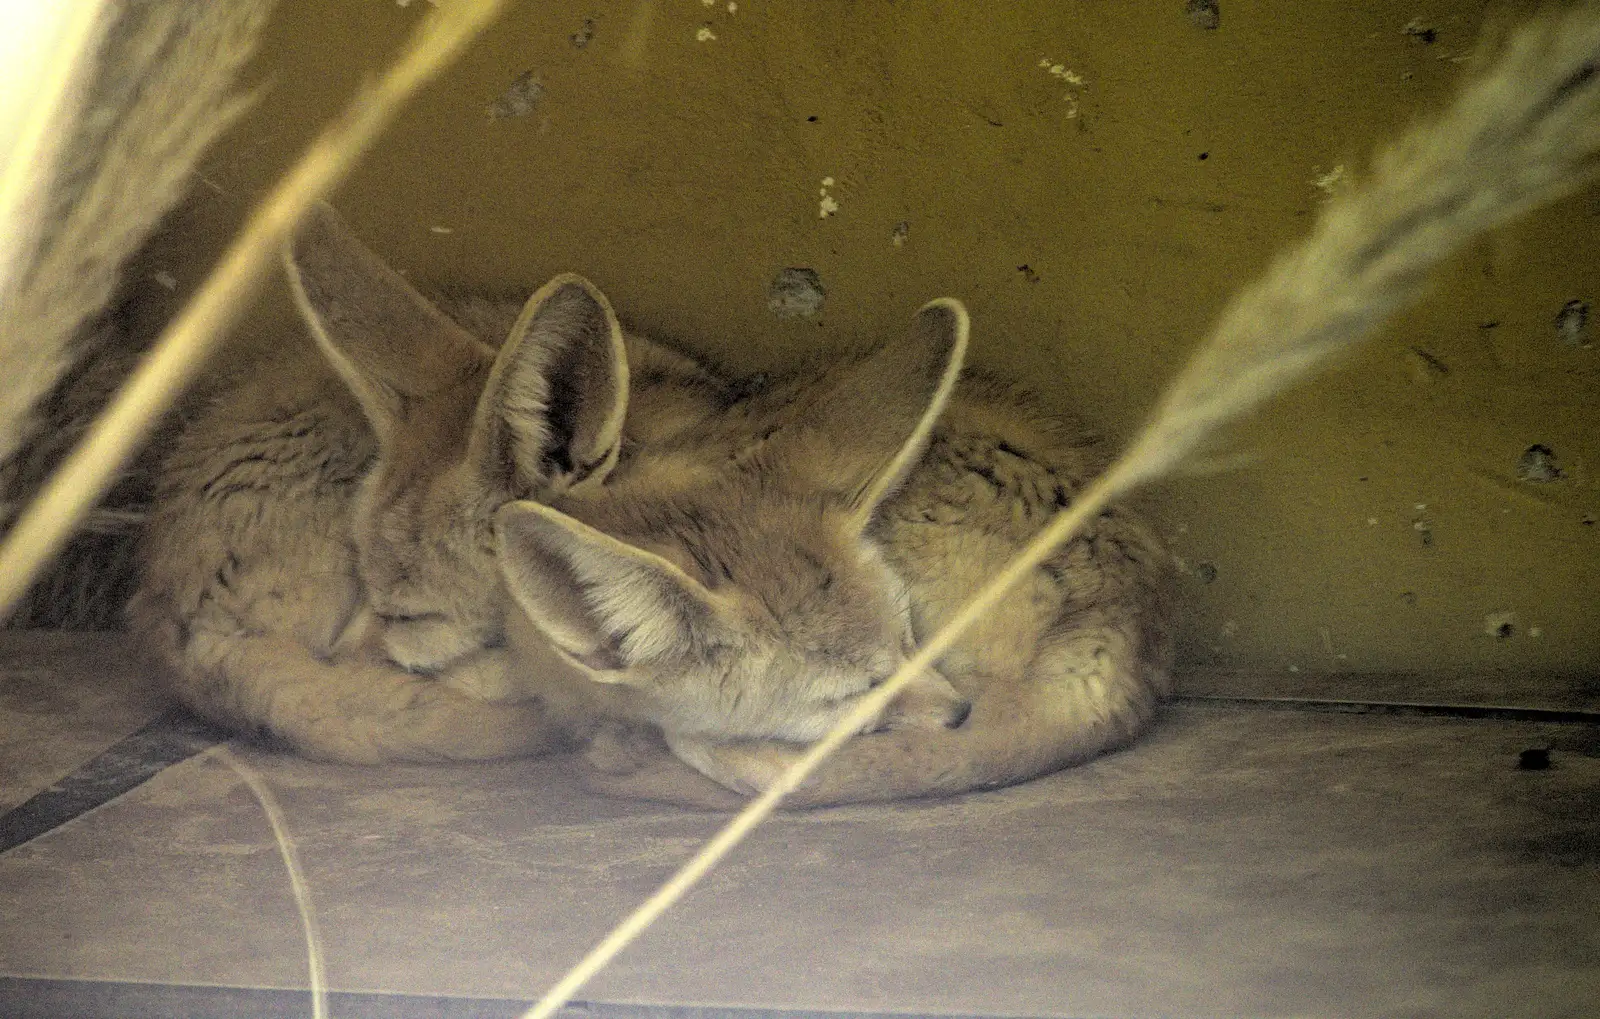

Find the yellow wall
[[143, 0, 1599, 676]]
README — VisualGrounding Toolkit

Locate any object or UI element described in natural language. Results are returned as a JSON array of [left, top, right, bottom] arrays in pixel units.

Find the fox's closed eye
[[376, 611, 448, 624]]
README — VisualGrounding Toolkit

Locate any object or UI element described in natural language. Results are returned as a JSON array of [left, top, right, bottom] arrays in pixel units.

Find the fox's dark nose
[[945, 699, 973, 729]]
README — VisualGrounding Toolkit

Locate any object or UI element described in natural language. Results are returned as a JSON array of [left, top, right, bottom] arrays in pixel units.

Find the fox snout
[[879, 670, 972, 732]]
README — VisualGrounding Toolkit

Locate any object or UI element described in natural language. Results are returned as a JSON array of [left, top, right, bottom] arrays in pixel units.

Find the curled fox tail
[[137, 616, 565, 764], [626, 594, 1171, 809]]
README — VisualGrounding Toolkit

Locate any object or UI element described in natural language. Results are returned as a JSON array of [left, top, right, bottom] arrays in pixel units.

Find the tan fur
[[133, 209, 1171, 797], [495, 299, 1173, 806], [128, 206, 733, 762]]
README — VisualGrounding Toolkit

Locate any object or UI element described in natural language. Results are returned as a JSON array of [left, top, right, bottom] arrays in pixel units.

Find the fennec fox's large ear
[[778, 298, 968, 533], [285, 202, 494, 441], [494, 500, 723, 682], [468, 275, 629, 497]]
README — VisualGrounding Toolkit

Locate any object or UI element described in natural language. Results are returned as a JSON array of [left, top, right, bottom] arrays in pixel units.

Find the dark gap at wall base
[[0, 979, 1035, 1019], [1170, 694, 1600, 725]]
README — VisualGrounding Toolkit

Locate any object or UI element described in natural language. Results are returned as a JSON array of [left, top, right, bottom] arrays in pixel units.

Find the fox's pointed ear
[[495, 501, 722, 682], [283, 202, 493, 441], [776, 298, 967, 533], [469, 275, 629, 498]]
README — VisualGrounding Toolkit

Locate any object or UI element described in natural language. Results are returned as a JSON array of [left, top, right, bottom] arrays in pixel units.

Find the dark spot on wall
[[806, 115, 818, 123], [1185, 0, 1220, 30], [1517, 444, 1563, 484], [1408, 346, 1449, 376], [1401, 19, 1438, 44], [1017, 264, 1041, 284], [487, 71, 544, 119], [570, 17, 595, 48], [1197, 151, 1209, 161], [768, 268, 825, 318], [1555, 299, 1590, 347], [1412, 517, 1433, 547], [1194, 561, 1218, 584]]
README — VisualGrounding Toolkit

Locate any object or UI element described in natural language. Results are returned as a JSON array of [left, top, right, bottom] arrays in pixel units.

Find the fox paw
[[667, 735, 810, 797], [577, 731, 746, 810], [582, 721, 669, 775]]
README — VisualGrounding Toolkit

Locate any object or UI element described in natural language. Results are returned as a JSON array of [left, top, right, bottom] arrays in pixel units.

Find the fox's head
[[286, 204, 628, 672], [495, 299, 975, 742]]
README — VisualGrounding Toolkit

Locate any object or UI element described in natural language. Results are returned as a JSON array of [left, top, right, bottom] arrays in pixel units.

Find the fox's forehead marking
[[568, 481, 875, 637], [738, 533, 900, 666], [769, 545, 845, 616]]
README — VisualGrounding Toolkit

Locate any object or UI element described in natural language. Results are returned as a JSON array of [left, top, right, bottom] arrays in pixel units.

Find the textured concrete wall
[[141, 0, 1598, 677]]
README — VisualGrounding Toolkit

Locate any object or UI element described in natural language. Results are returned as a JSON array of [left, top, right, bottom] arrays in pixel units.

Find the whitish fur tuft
[[0, 1, 269, 468]]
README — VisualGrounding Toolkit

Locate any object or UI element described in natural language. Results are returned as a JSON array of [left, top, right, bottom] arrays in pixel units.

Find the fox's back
[[874, 371, 1172, 697], [130, 339, 375, 664]]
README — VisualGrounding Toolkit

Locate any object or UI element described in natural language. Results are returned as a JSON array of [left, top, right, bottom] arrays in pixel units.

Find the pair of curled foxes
[[129, 203, 1171, 809], [123, 6, 1600, 811]]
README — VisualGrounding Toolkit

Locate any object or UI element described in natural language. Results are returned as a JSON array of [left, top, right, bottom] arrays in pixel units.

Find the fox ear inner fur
[[470, 275, 630, 498], [288, 207, 630, 500], [495, 499, 726, 682]]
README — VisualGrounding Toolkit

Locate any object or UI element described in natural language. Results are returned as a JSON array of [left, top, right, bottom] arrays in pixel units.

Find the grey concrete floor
[[0, 631, 1596, 1019]]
